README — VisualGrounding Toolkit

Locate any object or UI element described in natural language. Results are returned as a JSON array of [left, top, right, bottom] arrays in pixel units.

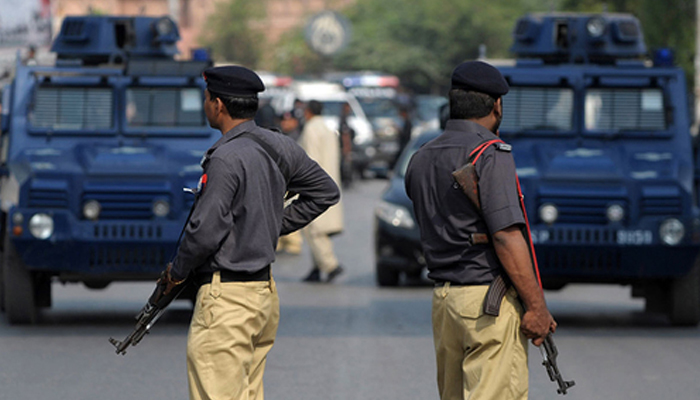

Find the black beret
[[451, 61, 509, 97], [203, 66, 265, 97]]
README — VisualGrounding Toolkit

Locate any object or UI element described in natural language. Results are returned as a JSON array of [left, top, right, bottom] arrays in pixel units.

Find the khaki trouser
[[301, 226, 339, 273], [187, 271, 280, 400], [276, 231, 303, 254], [432, 284, 529, 400]]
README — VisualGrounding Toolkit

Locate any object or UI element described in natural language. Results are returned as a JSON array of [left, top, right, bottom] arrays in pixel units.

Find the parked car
[[374, 130, 439, 286]]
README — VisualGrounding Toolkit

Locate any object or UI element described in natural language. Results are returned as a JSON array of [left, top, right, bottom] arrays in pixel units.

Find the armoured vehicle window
[[126, 88, 205, 127], [585, 88, 666, 131], [30, 87, 113, 130], [500, 87, 573, 132]]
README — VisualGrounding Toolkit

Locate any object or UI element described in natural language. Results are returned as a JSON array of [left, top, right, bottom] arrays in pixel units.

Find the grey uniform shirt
[[170, 120, 340, 280], [405, 119, 524, 284]]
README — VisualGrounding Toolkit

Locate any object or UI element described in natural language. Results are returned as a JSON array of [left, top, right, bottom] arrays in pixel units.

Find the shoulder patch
[[495, 143, 512, 152]]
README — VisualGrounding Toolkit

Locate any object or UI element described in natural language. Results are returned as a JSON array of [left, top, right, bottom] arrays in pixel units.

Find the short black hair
[[449, 89, 497, 120], [306, 100, 323, 116], [209, 89, 258, 119]]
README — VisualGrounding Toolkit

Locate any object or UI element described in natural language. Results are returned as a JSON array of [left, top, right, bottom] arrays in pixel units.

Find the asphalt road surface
[[1, 180, 699, 400]]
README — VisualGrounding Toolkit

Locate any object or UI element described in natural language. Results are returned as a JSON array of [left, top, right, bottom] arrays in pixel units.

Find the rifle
[[452, 140, 576, 395], [110, 187, 197, 355], [109, 273, 189, 355], [541, 333, 576, 395]]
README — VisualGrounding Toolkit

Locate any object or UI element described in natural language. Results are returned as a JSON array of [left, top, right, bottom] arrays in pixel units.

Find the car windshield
[[500, 87, 574, 132], [395, 133, 439, 178], [30, 86, 113, 130], [415, 96, 447, 122], [358, 98, 399, 119], [585, 88, 666, 132], [126, 87, 205, 127], [321, 101, 355, 117]]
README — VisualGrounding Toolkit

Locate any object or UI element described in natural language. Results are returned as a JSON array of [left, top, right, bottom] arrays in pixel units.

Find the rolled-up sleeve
[[280, 150, 340, 235], [477, 148, 525, 234], [171, 157, 238, 280]]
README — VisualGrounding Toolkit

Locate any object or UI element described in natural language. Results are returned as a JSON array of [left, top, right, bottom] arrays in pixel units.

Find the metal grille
[[541, 248, 622, 272], [31, 87, 113, 130], [585, 88, 666, 131], [28, 188, 68, 208], [93, 223, 163, 239], [501, 87, 574, 131], [641, 196, 682, 216], [538, 195, 628, 224], [544, 227, 618, 245], [89, 245, 166, 269], [82, 183, 170, 220]]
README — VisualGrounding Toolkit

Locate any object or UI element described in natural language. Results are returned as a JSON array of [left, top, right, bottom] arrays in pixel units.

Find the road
[[1, 179, 699, 400]]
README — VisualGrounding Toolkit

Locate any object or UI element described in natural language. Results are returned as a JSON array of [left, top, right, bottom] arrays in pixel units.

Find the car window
[[30, 86, 113, 130], [501, 87, 573, 132], [585, 88, 666, 131], [321, 101, 355, 117], [358, 98, 399, 119], [126, 87, 205, 127]]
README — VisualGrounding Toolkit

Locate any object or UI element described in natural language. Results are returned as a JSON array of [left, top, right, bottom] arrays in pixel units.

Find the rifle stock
[[452, 163, 480, 210]]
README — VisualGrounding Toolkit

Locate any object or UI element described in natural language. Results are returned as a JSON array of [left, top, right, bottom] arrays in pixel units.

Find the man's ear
[[493, 97, 503, 119]]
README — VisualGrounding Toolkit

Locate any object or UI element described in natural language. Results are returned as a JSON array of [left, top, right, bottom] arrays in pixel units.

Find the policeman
[[405, 61, 556, 400], [162, 66, 340, 400]]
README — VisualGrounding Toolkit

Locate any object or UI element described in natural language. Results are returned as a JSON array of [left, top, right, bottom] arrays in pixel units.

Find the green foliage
[[200, 0, 267, 67], [329, 0, 550, 93]]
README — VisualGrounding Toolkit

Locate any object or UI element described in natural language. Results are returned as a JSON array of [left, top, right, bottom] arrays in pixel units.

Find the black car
[[374, 130, 441, 286]]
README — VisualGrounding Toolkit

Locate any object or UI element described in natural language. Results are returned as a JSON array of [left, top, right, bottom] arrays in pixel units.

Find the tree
[[272, 0, 551, 93], [199, 0, 267, 67]]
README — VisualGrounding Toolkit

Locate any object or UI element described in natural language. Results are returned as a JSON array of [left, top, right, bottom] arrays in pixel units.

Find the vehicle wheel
[[376, 263, 400, 287], [3, 235, 37, 324], [669, 258, 700, 326], [0, 246, 4, 312]]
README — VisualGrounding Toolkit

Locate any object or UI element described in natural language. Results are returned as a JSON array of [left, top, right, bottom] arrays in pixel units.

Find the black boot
[[302, 267, 321, 282], [326, 265, 344, 283]]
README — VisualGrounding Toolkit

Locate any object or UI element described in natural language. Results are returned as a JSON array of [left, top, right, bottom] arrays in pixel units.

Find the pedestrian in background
[[339, 102, 355, 187], [405, 61, 556, 400], [299, 100, 345, 283], [276, 110, 304, 255], [162, 66, 339, 400]]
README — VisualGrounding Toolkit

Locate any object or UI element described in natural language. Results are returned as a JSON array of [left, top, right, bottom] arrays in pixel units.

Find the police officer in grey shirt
[[405, 61, 555, 400], [162, 66, 340, 400]]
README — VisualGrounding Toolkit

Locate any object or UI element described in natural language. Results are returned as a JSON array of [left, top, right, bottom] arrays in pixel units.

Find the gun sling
[[452, 139, 540, 317]]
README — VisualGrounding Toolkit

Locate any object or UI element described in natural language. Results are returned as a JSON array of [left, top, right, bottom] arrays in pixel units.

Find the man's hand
[[492, 226, 557, 346], [521, 306, 557, 346], [159, 262, 185, 297]]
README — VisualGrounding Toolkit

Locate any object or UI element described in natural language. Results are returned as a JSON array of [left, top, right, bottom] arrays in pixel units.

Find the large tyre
[[669, 258, 700, 326], [376, 263, 400, 287], [0, 246, 4, 312], [3, 235, 37, 324]]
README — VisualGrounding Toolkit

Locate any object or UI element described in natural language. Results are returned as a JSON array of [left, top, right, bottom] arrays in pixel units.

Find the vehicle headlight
[[539, 203, 559, 224], [606, 204, 625, 223], [29, 213, 54, 240], [83, 200, 101, 220], [660, 218, 685, 246], [152, 200, 170, 217], [587, 17, 606, 38], [376, 201, 415, 229]]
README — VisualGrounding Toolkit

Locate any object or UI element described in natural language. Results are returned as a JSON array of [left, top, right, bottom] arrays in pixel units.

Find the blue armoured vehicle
[[375, 13, 700, 325], [0, 16, 214, 324]]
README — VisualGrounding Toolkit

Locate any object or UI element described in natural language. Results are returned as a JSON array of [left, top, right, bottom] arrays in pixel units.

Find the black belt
[[195, 265, 271, 286]]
